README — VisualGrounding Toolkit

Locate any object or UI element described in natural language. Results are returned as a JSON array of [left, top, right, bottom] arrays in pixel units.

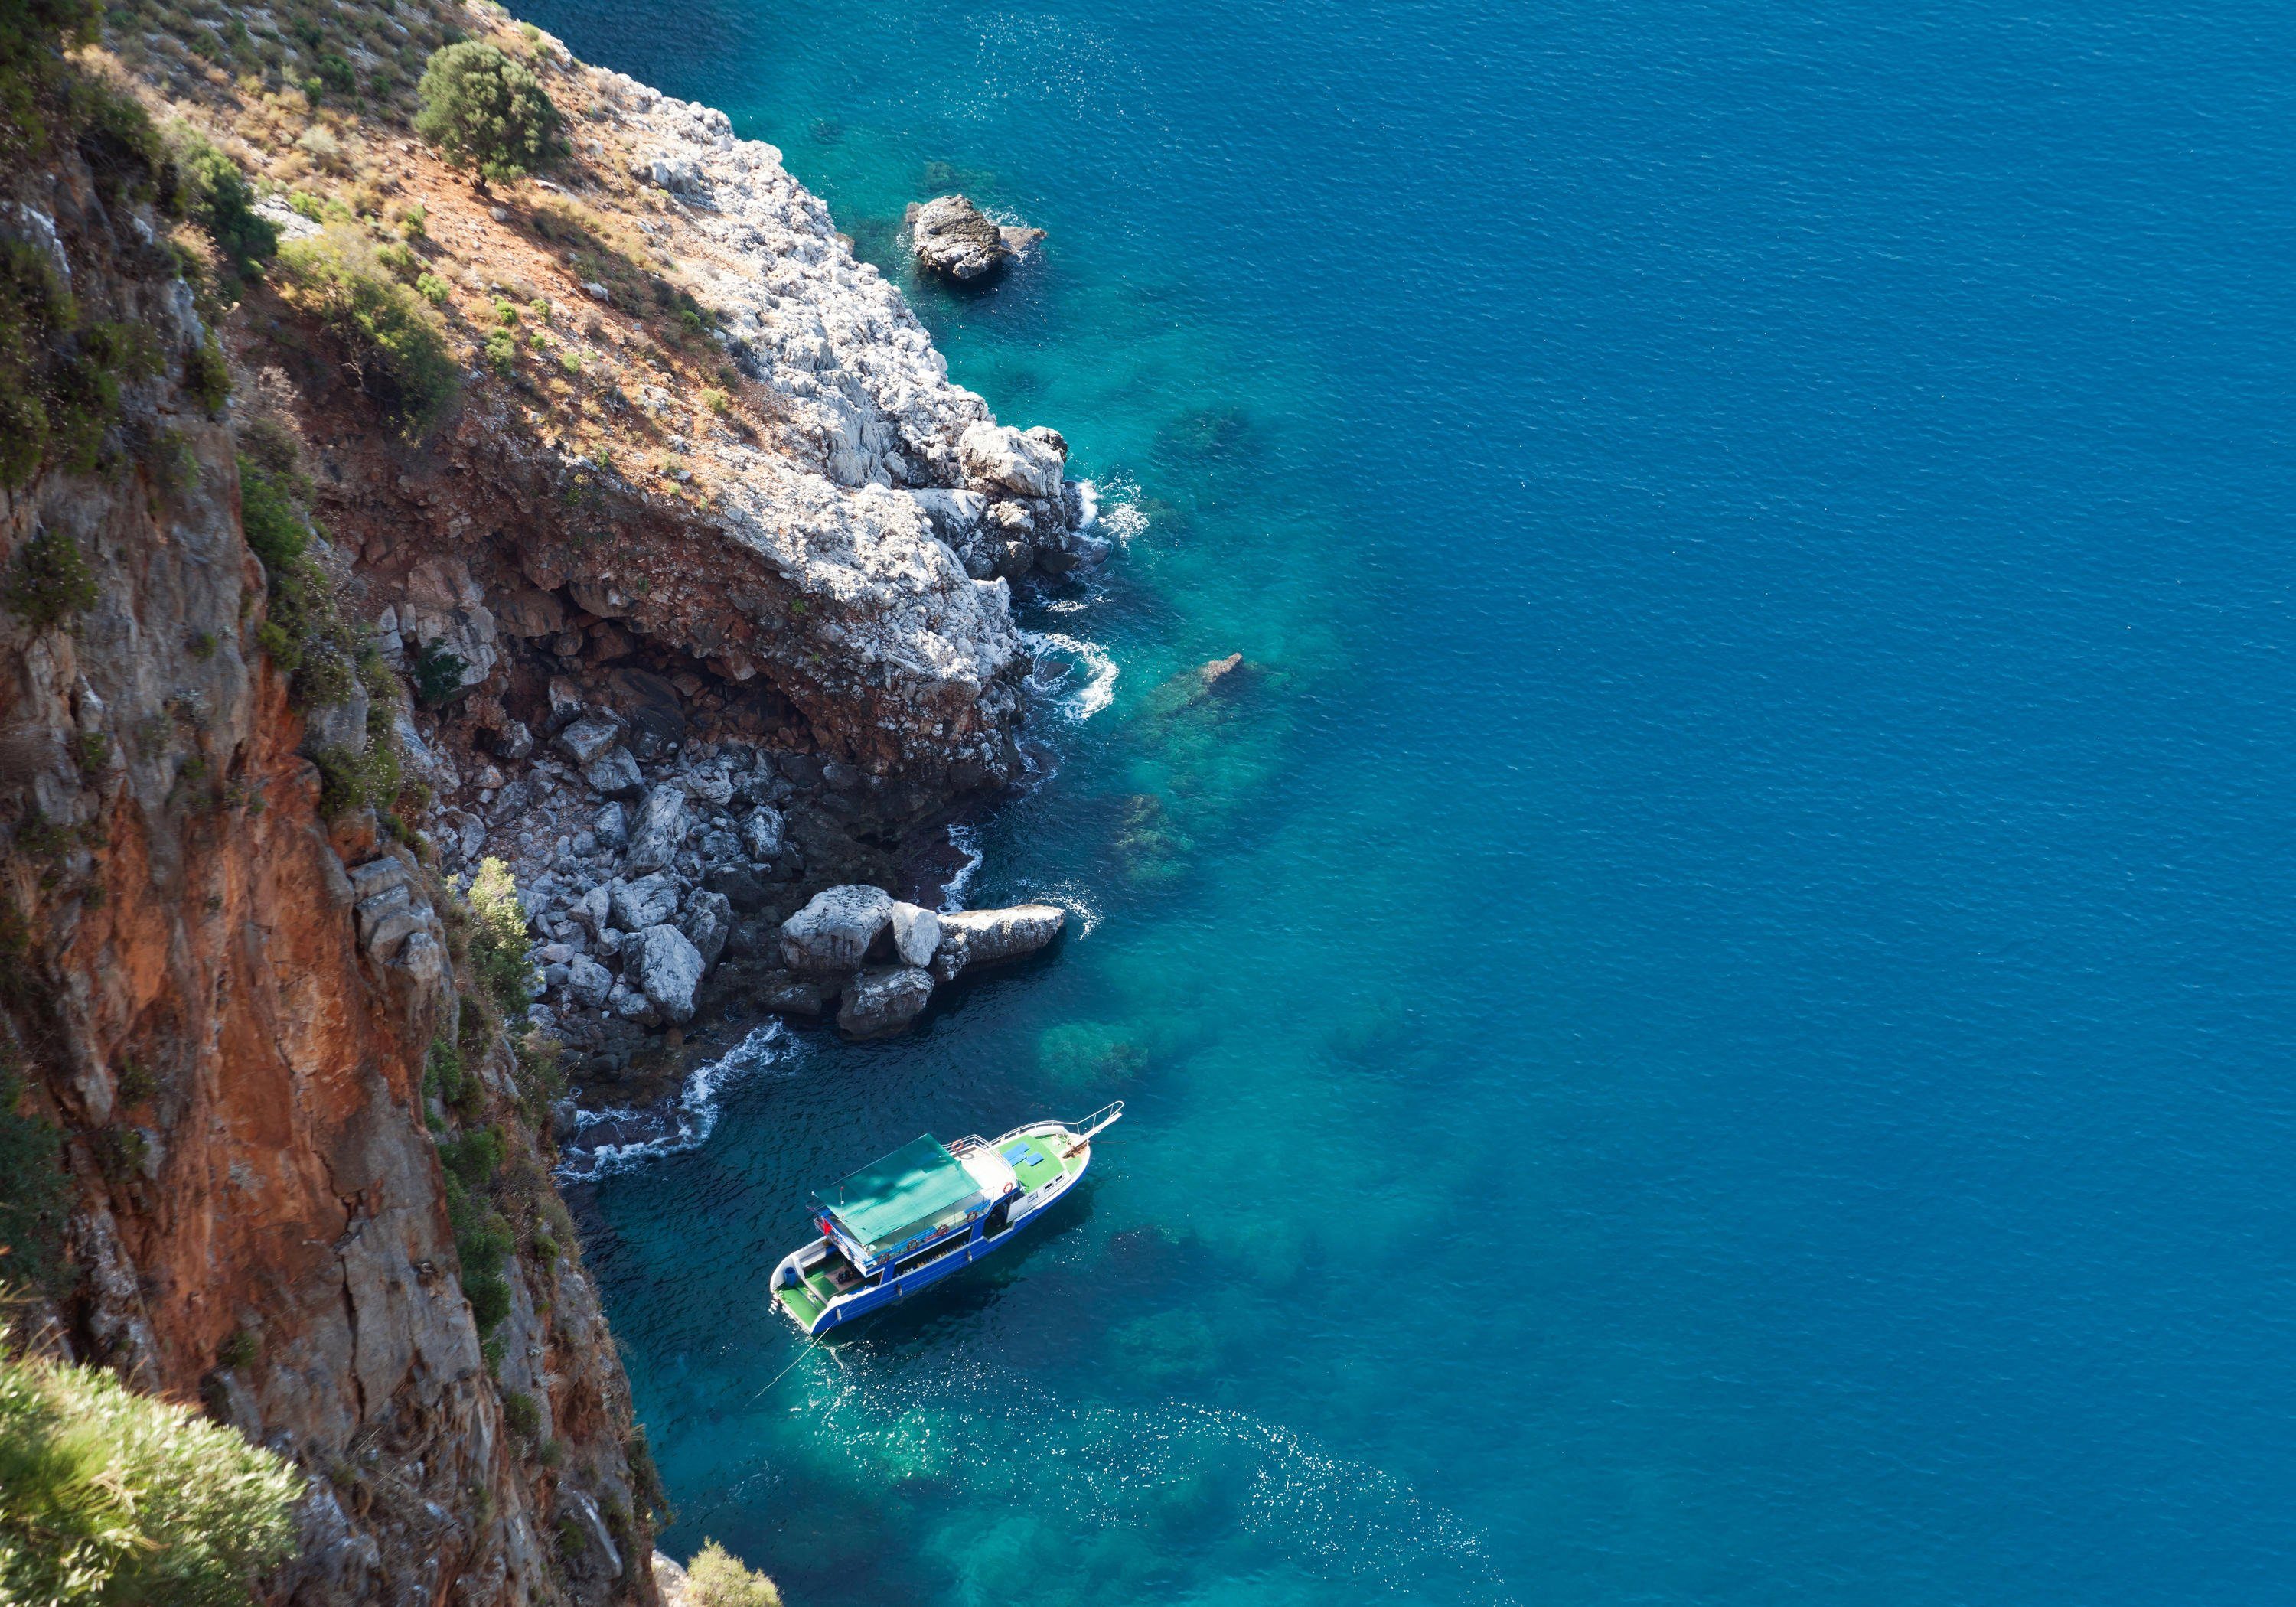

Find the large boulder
[[906, 194, 1040, 281], [889, 901, 941, 967], [610, 872, 680, 933], [585, 745, 644, 799], [741, 806, 785, 862], [566, 955, 615, 1009], [958, 422, 1065, 500], [556, 714, 621, 764], [932, 904, 1066, 981], [680, 889, 732, 968], [779, 885, 895, 975], [626, 784, 690, 874], [631, 924, 705, 1023], [837, 966, 935, 1038], [397, 556, 499, 689]]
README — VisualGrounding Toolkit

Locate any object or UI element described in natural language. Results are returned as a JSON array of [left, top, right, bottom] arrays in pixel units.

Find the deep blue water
[[521, 1, 2296, 1601]]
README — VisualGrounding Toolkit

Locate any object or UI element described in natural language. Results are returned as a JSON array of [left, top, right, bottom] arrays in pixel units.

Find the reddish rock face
[[2, 148, 657, 1607]]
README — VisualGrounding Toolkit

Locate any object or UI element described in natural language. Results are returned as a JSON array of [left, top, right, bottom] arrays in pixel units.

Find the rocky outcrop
[[933, 903, 1069, 980], [2, 131, 657, 1607], [905, 194, 1044, 281], [779, 884, 896, 974]]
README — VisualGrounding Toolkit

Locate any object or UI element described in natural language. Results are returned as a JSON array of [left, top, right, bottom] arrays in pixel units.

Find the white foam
[[1021, 630, 1117, 721], [555, 1021, 794, 1182], [1087, 474, 1147, 546], [940, 823, 984, 913]]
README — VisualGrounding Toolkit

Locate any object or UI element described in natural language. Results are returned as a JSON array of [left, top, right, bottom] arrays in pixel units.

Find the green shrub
[[185, 331, 230, 413], [374, 240, 421, 282], [239, 455, 367, 714], [416, 270, 448, 305], [461, 858, 534, 1015], [272, 228, 457, 436], [0, 1342, 299, 1606], [413, 41, 566, 187], [687, 1539, 783, 1607], [168, 129, 277, 281], [409, 641, 465, 706], [438, 1125, 503, 1191], [2, 527, 97, 630], [482, 325, 517, 376], [0, 1057, 70, 1296], [500, 1390, 539, 1438]]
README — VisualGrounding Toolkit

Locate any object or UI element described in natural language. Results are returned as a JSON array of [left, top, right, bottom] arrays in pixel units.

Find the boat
[[769, 1102, 1123, 1335]]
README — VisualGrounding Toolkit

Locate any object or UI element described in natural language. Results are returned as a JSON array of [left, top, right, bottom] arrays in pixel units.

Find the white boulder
[[889, 901, 941, 967], [958, 422, 1065, 500], [632, 924, 705, 1023], [779, 885, 894, 975]]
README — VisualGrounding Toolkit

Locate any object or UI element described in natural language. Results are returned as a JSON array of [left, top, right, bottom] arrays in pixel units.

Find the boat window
[[894, 1235, 970, 1277]]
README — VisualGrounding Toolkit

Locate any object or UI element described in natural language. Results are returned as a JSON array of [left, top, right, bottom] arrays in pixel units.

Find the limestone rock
[[610, 872, 680, 933], [584, 745, 644, 799], [779, 884, 894, 975], [838, 965, 935, 1038], [566, 955, 615, 1008], [625, 784, 690, 874], [959, 422, 1065, 500], [906, 194, 1037, 281], [397, 556, 499, 688], [632, 924, 705, 1022], [933, 903, 1066, 980], [741, 806, 785, 862], [889, 901, 942, 967], [556, 714, 621, 764], [680, 889, 732, 967]]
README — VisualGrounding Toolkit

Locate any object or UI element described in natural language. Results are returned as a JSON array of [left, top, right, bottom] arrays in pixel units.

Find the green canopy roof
[[814, 1135, 987, 1255]]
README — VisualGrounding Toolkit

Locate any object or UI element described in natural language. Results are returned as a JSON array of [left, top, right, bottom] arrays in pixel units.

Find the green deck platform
[[1000, 1134, 1067, 1191]]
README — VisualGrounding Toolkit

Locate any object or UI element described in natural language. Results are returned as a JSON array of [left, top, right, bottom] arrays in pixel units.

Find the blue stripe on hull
[[809, 1204, 1052, 1335]]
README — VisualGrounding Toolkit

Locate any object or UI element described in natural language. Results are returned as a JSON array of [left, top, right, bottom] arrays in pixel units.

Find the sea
[[517, 0, 2296, 1601]]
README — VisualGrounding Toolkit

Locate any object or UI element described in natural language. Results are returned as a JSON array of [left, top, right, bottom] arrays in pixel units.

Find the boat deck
[[997, 1133, 1068, 1191]]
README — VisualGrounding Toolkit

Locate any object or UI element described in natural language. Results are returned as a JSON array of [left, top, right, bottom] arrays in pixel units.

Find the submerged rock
[[906, 194, 1042, 280], [839, 965, 935, 1037]]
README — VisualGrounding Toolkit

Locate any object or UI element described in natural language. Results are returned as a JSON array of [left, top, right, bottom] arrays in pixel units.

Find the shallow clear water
[[521, 1, 2296, 1601]]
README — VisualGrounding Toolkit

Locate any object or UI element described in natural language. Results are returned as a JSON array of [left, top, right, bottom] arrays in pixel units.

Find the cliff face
[[6, 1, 1097, 1596], [3, 139, 655, 1607]]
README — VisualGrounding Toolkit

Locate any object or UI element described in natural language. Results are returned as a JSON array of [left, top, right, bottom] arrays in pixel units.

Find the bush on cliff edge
[[413, 41, 566, 190], [0, 1338, 299, 1605]]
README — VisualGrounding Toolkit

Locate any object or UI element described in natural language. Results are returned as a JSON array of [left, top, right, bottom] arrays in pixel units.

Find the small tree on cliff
[[413, 41, 566, 190]]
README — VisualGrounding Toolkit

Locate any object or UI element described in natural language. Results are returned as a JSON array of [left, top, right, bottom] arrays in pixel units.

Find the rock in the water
[[906, 194, 1038, 281], [585, 745, 644, 798], [933, 903, 1066, 980], [680, 889, 732, 967], [958, 422, 1065, 500], [610, 872, 680, 933], [837, 965, 934, 1038], [741, 807, 785, 862], [625, 784, 690, 874], [889, 901, 942, 967], [632, 924, 704, 1022], [780, 885, 895, 975]]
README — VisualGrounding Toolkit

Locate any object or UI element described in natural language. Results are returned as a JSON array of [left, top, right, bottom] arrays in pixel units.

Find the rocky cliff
[[2, 1, 1094, 1599]]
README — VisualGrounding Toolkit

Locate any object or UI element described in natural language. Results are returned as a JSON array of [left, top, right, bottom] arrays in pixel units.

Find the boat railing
[[1053, 1101, 1124, 1141]]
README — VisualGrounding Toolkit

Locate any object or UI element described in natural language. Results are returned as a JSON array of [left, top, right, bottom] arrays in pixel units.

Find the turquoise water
[[526, 2, 2296, 1602]]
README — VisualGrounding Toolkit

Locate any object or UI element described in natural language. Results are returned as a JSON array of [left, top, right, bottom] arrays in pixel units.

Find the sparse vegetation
[[413, 41, 566, 188], [0, 1056, 70, 1296], [687, 1539, 784, 1607], [461, 857, 535, 1015], [0, 1338, 300, 1606], [2, 527, 99, 630], [272, 227, 458, 436]]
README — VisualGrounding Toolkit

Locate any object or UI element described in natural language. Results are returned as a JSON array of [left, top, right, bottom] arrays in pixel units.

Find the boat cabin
[[804, 1133, 1027, 1292]]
